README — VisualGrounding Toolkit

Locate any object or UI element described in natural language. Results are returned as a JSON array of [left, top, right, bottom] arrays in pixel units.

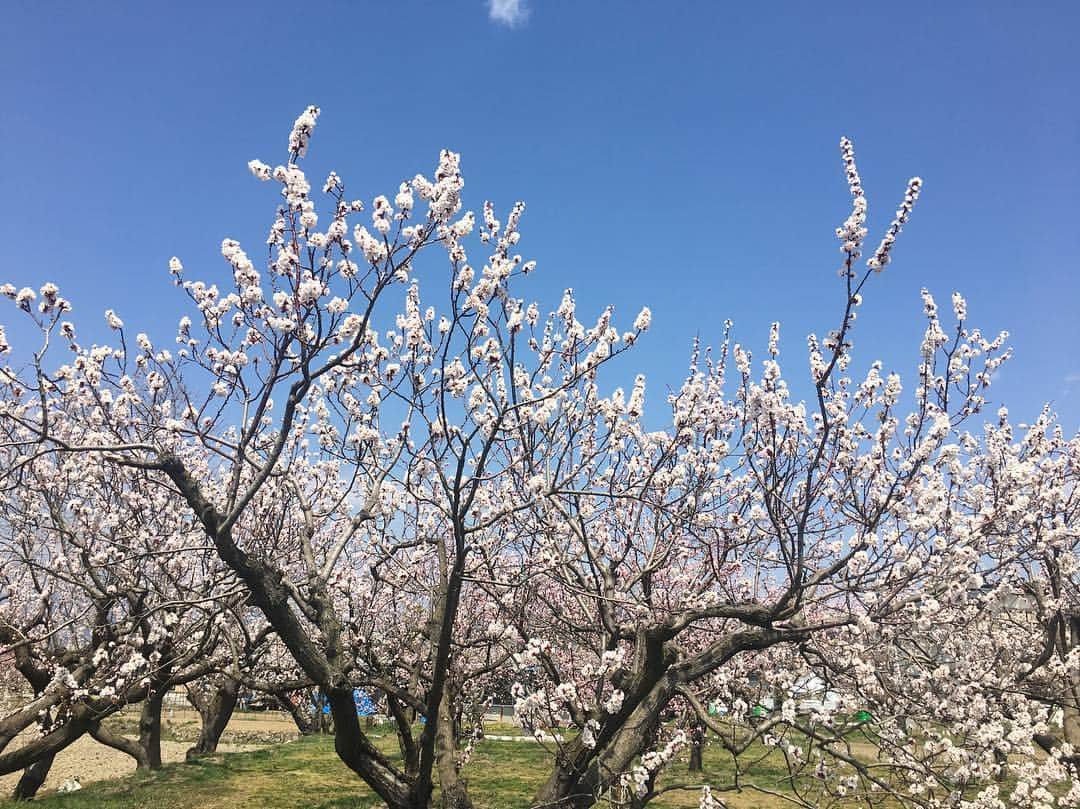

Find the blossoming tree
[[1, 107, 1076, 809], [1, 106, 645, 809], [495, 142, 1076, 809]]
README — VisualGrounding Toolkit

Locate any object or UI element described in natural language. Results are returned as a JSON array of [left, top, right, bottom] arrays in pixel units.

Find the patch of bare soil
[[0, 709, 292, 797], [0, 736, 261, 796]]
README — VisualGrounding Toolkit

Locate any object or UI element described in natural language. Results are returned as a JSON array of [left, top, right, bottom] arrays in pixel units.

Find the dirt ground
[[0, 708, 298, 797]]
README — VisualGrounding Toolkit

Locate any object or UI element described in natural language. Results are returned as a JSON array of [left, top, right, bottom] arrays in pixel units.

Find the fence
[[481, 704, 516, 723]]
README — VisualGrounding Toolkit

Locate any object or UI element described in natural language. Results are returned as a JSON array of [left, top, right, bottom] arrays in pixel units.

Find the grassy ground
[[0, 732, 820, 809]]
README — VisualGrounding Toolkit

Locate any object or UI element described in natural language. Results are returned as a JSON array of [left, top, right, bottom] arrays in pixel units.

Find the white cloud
[[1065, 372, 1080, 385], [488, 0, 529, 27]]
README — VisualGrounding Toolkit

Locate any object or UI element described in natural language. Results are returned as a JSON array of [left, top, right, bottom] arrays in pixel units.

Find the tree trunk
[[138, 690, 166, 770], [89, 720, 151, 770], [10, 754, 54, 800], [435, 692, 473, 809], [536, 760, 594, 809], [688, 742, 703, 773], [0, 716, 91, 776], [186, 678, 239, 760], [327, 688, 414, 809], [387, 694, 420, 776], [534, 676, 671, 809], [275, 691, 318, 737], [688, 723, 704, 773], [160, 460, 416, 809]]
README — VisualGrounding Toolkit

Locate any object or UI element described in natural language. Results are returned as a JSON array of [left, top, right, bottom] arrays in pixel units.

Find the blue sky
[[1, 1, 1077, 430]]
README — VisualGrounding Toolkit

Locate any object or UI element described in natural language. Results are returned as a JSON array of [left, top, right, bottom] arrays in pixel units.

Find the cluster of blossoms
[[836, 136, 868, 257], [868, 175, 924, 272], [620, 731, 688, 797]]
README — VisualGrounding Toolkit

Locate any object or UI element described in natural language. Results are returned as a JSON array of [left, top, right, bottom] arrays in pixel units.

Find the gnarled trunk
[[0, 715, 91, 776], [186, 677, 239, 760]]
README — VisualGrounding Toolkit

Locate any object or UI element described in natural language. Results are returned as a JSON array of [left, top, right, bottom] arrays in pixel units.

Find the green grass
[[0, 732, 908, 809], [0, 739, 382, 809]]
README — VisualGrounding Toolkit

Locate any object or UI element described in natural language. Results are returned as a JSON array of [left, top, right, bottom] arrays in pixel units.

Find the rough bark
[[407, 518, 470, 809], [0, 693, 63, 757], [327, 688, 414, 808], [435, 692, 473, 809], [535, 629, 788, 809], [533, 643, 672, 809]]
